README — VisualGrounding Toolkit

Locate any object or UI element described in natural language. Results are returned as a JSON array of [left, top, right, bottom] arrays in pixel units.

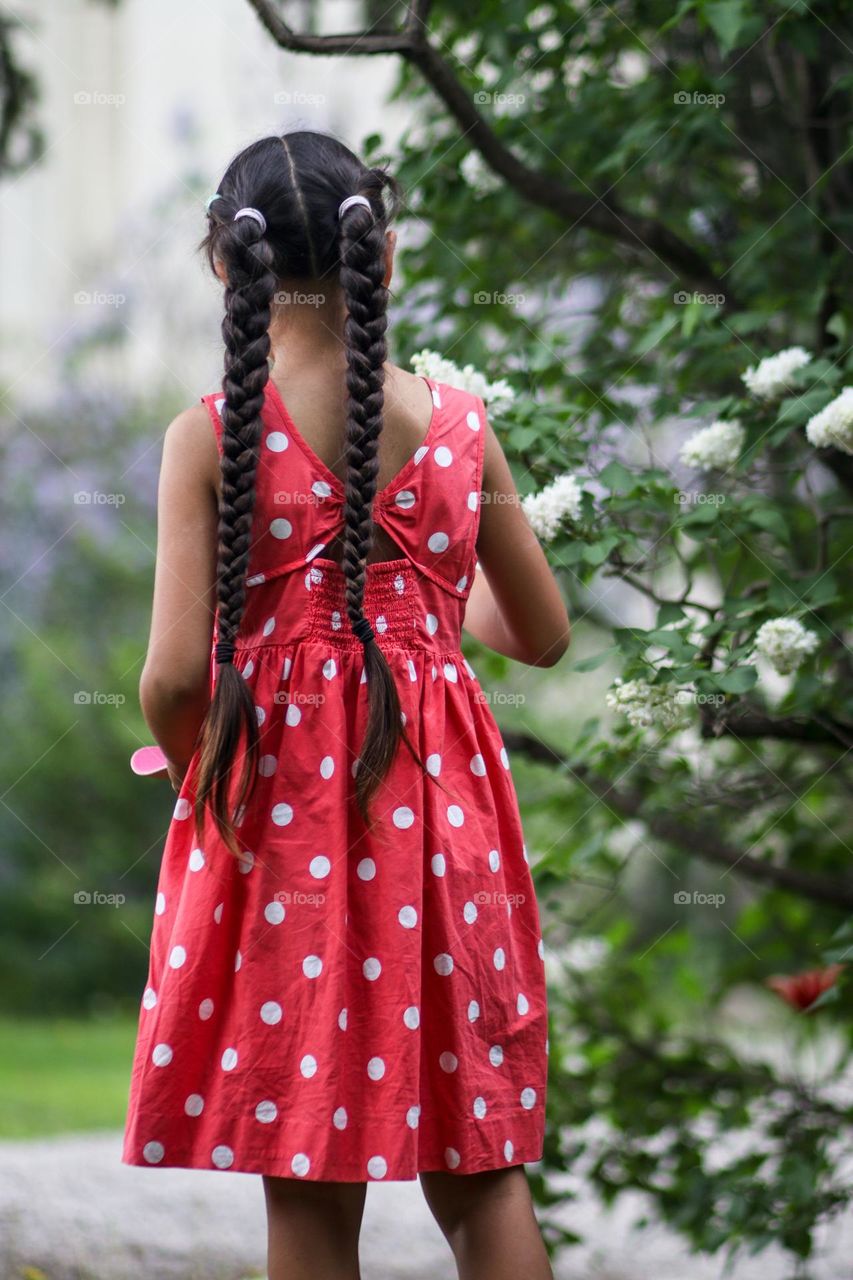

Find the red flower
[[766, 964, 844, 1012]]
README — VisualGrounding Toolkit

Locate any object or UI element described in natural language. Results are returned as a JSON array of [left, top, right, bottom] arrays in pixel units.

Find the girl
[[121, 129, 571, 1280]]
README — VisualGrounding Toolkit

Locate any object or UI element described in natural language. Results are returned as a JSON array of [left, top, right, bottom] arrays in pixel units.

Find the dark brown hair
[[192, 130, 429, 857]]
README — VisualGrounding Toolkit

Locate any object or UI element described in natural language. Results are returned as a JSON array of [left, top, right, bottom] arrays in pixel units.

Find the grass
[[0, 1014, 139, 1139]]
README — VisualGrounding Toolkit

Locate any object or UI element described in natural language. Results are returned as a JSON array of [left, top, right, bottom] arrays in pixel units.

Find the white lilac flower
[[605, 677, 695, 730], [805, 387, 853, 457], [459, 151, 503, 197], [526, 4, 556, 28], [521, 473, 583, 540], [410, 350, 516, 414], [754, 617, 819, 675], [741, 346, 812, 399], [680, 418, 745, 470]]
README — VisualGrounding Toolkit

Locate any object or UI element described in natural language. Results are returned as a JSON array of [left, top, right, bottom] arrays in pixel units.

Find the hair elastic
[[233, 207, 267, 234], [205, 192, 222, 213], [215, 639, 236, 664], [337, 195, 372, 220], [351, 616, 375, 646]]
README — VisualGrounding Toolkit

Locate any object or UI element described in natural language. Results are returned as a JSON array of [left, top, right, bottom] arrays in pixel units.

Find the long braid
[[337, 190, 428, 824], [193, 212, 277, 856]]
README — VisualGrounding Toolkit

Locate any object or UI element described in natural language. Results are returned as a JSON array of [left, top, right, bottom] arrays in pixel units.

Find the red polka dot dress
[[121, 376, 548, 1182]]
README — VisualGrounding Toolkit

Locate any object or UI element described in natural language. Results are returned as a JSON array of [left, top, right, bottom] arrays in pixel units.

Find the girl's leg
[[420, 1166, 553, 1280], [262, 1174, 367, 1280]]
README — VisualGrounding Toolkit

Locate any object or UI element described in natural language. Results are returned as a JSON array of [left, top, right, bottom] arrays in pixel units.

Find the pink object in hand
[[130, 745, 169, 778]]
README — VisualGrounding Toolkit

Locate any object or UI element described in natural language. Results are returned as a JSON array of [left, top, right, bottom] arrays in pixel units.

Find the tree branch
[[500, 730, 853, 910], [244, 0, 723, 291]]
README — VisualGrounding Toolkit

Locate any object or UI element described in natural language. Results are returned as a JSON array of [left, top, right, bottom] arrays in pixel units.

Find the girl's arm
[[139, 405, 221, 776], [464, 417, 571, 668]]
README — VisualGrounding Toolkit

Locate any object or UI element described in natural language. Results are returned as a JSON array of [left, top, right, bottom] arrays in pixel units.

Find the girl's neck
[[267, 279, 347, 379]]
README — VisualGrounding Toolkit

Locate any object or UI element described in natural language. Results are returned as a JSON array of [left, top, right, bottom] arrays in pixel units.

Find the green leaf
[[567, 646, 620, 672], [704, 0, 747, 54], [713, 666, 758, 693]]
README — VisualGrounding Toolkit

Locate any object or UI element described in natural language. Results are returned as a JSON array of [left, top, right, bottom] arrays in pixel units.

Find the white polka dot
[[237, 852, 254, 875], [367, 1056, 385, 1080], [259, 754, 277, 777], [463, 901, 478, 925], [143, 1141, 165, 1163], [394, 574, 406, 594], [152, 1043, 172, 1067], [520, 1087, 537, 1110], [320, 756, 335, 779], [414, 445, 430, 464], [427, 531, 449, 553], [444, 1147, 461, 1169], [434, 446, 453, 467], [439, 1051, 458, 1073], [199, 998, 214, 1020], [357, 858, 376, 881], [261, 617, 276, 637], [312, 479, 332, 498], [323, 658, 337, 680], [305, 542, 325, 562], [300, 1054, 318, 1078], [155, 891, 166, 915], [466, 410, 481, 431], [443, 662, 458, 682], [270, 518, 293, 540], [398, 905, 418, 929], [333, 1106, 348, 1129], [363, 957, 382, 981], [265, 431, 288, 452], [221, 1047, 238, 1072], [168, 945, 186, 969], [331, 609, 342, 630], [185, 1094, 204, 1116], [504, 1139, 514, 1161], [489, 1045, 504, 1067], [282, 656, 292, 679], [488, 849, 501, 873], [367, 1156, 388, 1179], [338, 1008, 348, 1030], [470, 754, 486, 776], [309, 855, 331, 879], [467, 490, 479, 512], [260, 1001, 283, 1024], [303, 955, 323, 979], [291, 1153, 310, 1177], [500, 747, 510, 769], [456, 576, 468, 592], [517, 992, 530, 1015], [142, 987, 157, 1010], [403, 1006, 420, 1030], [406, 1105, 420, 1129], [407, 659, 417, 681], [538, 938, 545, 960], [234, 950, 242, 972], [434, 953, 454, 976], [493, 947, 506, 971], [376, 614, 388, 634], [285, 703, 302, 726], [264, 900, 286, 925], [212, 1144, 234, 1169], [447, 804, 464, 827], [256, 705, 266, 727], [188, 848, 205, 872], [473, 1095, 487, 1118], [392, 805, 414, 829], [425, 753, 441, 776], [256, 1100, 277, 1123], [425, 613, 438, 635], [395, 489, 416, 509], [467, 1000, 480, 1022], [272, 803, 295, 829], [431, 854, 446, 877], [173, 797, 190, 820]]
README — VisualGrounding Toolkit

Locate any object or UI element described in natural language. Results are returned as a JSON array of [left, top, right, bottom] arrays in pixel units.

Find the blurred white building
[[0, 0, 412, 403]]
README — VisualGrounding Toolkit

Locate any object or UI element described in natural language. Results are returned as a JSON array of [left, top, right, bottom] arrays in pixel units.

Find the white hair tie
[[233, 207, 267, 234], [337, 195, 372, 220]]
